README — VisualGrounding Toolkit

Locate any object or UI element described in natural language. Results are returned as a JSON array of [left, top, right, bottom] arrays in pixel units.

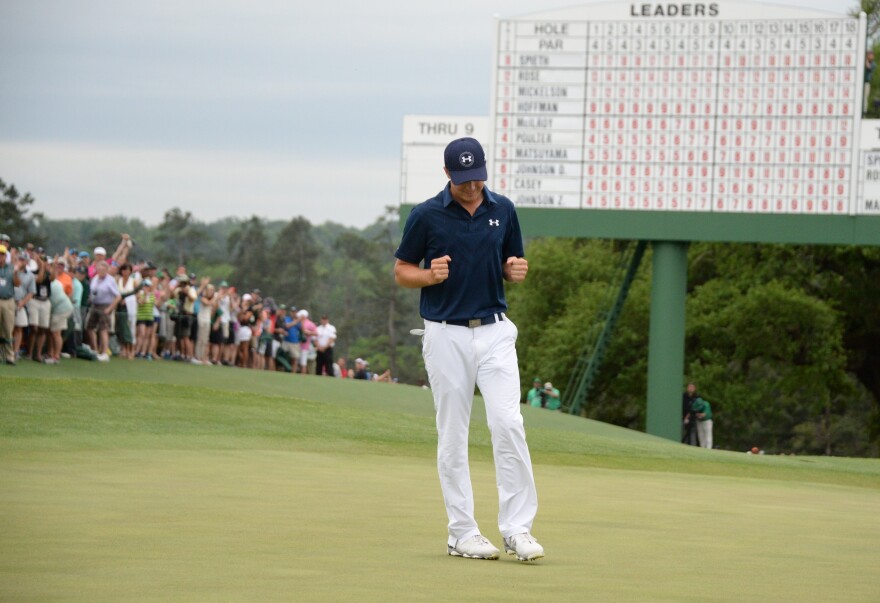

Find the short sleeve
[[394, 206, 427, 265], [502, 205, 525, 259]]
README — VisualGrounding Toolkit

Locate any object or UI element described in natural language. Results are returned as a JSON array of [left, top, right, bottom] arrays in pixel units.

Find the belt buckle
[[468, 319, 481, 328]]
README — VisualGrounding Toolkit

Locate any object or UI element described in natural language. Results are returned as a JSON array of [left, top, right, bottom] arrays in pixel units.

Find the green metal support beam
[[645, 241, 689, 441], [566, 241, 647, 416], [400, 205, 880, 247]]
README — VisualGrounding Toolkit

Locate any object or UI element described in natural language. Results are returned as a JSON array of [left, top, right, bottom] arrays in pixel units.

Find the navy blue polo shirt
[[395, 183, 525, 322]]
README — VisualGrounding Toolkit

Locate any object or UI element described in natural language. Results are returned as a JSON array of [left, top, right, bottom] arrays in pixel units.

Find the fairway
[[2, 363, 879, 601]]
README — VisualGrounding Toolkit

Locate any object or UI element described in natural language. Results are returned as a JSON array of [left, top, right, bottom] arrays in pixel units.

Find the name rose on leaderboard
[[492, 1, 866, 214]]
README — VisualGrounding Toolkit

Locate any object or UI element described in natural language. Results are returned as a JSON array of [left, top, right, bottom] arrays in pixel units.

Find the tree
[[269, 217, 319, 307], [850, 1, 880, 115], [326, 207, 421, 381], [368, 206, 408, 375], [687, 280, 852, 454], [508, 238, 878, 456], [0, 178, 44, 246], [87, 230, 125, 254], [689, 242, 880, 455], [44, 217, 153, 261], [849, 1, 880, 42], [156, 208, 208, 266], [228, 216, 270, 292], [507, 238, 652, 427]]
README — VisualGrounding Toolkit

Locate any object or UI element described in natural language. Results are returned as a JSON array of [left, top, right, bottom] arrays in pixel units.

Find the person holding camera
[[527, 378, 560, 410], [526, 378, 545, 407], [682, 382, 700, 446], [541, 382, 561, 410], [172, 274, 197, 362]]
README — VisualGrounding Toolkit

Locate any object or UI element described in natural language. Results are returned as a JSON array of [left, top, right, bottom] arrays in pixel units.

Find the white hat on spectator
[[355, 358, 365, 365], [297, 309, 309, 318], [544, 382, 553, 390], [242, 293, 253, 301], [94, 246, 107, 256]]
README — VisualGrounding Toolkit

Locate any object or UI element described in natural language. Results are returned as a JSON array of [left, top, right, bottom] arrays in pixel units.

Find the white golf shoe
[[504, 533, 544, 562], [447, 535, 500, 560]]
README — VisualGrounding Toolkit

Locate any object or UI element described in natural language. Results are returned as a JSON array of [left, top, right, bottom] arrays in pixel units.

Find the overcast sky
[[0, 0, 851, 228]]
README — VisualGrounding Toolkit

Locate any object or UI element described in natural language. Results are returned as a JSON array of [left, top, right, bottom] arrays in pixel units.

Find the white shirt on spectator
[[219, 294, 231, 324], [316, 323, 336, 348]]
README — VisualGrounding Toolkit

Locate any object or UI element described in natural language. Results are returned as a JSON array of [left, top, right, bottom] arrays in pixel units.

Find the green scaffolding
[[563, 240, 647, 417]]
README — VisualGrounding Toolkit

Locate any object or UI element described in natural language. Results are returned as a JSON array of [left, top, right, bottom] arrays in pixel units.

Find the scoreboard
[[491, 1, 873, 220]]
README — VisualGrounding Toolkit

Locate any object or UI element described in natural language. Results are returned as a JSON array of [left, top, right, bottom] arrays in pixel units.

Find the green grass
[[1, 361, 879, 601]]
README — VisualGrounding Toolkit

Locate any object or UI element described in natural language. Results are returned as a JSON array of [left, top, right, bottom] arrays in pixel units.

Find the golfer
[[394, 137, 543, 562]]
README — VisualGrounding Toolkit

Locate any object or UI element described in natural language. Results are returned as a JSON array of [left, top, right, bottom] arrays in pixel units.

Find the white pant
[[15, 306, 29, 328], [698, 419, 713, 449], [422, 316, 538, 546], [27, 298, 50, 329], [124, 295, 137, 344]]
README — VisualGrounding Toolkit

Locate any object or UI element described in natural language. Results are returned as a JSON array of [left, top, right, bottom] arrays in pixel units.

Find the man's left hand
[[504, 257, 528, 282]]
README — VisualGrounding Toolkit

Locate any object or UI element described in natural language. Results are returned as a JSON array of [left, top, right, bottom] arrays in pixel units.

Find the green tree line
[[507, 239, 880, 458], [6, 178, 879, 456]]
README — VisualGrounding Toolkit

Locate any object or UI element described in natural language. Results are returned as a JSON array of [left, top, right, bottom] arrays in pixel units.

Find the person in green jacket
[[541, 382, 561, 411], [691, 395, 713, 449], [527, 377, 561, 411], [527, 377, 545, 407]]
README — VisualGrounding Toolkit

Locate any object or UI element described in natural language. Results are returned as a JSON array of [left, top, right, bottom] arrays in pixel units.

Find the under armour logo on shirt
[[489, 219, 500, 226], [459, 152, 474, 167]]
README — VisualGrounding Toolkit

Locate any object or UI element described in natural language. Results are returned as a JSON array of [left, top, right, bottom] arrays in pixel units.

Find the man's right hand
[[429, 255, 451, 285]]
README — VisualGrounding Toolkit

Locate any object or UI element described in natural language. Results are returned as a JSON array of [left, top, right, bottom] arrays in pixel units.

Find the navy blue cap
[[444, 137, 487, 185]]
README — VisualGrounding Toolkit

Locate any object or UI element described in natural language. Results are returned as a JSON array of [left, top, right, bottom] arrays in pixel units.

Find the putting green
[[1, 362, 878, 601]]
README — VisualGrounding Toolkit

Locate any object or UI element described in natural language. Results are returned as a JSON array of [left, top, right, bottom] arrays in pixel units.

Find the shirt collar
[[441, 182, 498, 208]]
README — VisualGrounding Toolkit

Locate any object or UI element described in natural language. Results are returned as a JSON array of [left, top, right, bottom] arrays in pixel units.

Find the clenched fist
[[429, 255, 451, 285], [504, 256, 528, 282]]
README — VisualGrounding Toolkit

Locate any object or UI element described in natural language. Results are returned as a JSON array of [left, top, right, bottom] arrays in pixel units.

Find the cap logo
[[459, 152, 475, 168]]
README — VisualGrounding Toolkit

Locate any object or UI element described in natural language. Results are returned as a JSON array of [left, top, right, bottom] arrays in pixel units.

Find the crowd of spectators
[[0, 232, 396, 382]]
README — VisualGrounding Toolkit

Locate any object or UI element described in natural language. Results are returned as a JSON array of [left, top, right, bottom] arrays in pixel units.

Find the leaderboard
[[491, 2, 866, 214]]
